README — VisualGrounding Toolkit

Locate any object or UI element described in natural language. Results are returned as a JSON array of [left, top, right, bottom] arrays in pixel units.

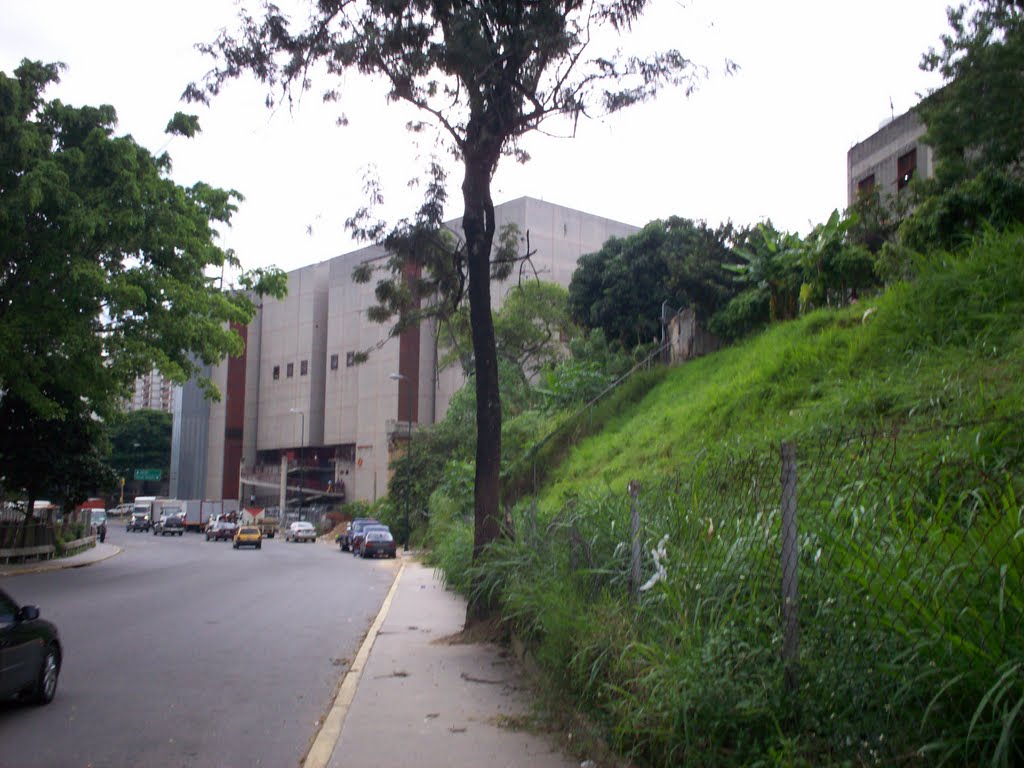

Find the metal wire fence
[[514, 418, 1023, 763]]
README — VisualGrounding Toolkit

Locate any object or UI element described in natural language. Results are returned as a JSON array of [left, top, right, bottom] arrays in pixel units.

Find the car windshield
[[292, 522, 313, 530], [367, 531, 392, 541], [239, 527, 258, 535]]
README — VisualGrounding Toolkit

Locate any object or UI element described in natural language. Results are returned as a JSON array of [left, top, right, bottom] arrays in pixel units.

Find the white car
[[284, 521, 317, 543]]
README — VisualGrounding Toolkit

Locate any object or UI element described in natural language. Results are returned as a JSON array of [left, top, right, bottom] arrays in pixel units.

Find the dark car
[[359, 529, 397, 559], [0, 587, 61, 706], [126, 511, 150, 532], [153, 515, 185, 536], [206, 521, 238, 541], [346, 518, 382, 553]]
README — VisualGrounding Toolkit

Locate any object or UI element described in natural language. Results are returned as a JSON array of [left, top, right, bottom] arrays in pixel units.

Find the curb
[[0, 544, 123, 577], [303, 560, 407, 768]]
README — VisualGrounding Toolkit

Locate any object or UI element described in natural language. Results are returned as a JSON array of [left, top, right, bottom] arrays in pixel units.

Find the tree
[[904, 1, 1024, 250], [187, 1, 724, 609], [919, 1, 1024, 185], [441, 281, 576, 382], [105, 409, 174, 498], [568, 217, 742, 346], [0, 61, 286, 516]]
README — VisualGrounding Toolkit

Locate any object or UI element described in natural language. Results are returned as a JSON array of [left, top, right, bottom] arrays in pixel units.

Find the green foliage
[[104, 409, 173, 488], [0, 60, 285, 511], [708, 285, 770, 342], [431, 226, 1024, 765], [919, 1, 1024, 186], [568, 218, 743, 347], [899, 166, 1024, 252]]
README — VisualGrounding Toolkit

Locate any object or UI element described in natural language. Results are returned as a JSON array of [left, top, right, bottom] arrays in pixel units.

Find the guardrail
[[0, 535, 95, 564]]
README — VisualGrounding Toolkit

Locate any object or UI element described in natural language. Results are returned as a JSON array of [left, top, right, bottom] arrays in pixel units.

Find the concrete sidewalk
[[0, 541, 121, 577], [311, 559, 579, 768]]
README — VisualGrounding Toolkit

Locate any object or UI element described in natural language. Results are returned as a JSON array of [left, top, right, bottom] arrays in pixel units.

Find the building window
[[286, 362, 294, 378], [346, 351, 356, 367], [330, 353, 339, 370], [897, 149, 917, 191], [272, 365, 280, 381], [300, 359, 308, 376], [857, 174, 875, 197]]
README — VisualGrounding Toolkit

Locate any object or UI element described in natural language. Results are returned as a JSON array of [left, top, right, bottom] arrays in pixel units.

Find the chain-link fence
[[508, 418, 1023, 764]]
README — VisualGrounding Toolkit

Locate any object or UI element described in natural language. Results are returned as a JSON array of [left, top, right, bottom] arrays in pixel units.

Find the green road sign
[[134, 468, 162, 481]]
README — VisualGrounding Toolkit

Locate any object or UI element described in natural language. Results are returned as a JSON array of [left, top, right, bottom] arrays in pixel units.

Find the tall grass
[[428, 227, 1024, 765]]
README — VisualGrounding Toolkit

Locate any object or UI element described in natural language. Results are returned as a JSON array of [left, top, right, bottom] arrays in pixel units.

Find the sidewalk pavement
[[312, 558, 580, 768], [0, 541, 121, 577]]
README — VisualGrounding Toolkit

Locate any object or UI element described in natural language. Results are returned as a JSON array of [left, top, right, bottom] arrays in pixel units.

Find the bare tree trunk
[[462, 145, 504, 624]]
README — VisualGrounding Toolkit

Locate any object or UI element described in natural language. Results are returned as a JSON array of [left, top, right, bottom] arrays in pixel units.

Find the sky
[[1, 0, 953, 277]]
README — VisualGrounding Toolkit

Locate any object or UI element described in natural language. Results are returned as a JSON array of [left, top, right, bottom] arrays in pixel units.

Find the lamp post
[[289, 408, 305, 515], [389, 372, 412, 552]]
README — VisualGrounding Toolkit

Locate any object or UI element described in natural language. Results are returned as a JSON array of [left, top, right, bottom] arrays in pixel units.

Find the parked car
[[233, 526, 263, 549], [351, 522, 389, 556], [284, 521, 317, 543], [206, 520, 238, 541], [126, 511, 150, 532], [345, 518, 382, 553], [153, 515, 185, 536], [0, 587, 61, 706], [359, 529, 397, 559]]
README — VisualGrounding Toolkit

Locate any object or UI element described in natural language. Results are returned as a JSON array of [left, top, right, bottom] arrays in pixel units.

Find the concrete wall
[[847, 109, 934, 205]]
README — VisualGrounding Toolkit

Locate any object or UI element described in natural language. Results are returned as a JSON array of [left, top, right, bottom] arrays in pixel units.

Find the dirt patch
[[433, 615, 507, 645]]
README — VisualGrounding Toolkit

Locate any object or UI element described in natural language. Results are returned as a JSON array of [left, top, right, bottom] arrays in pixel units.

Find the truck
[[239, 507, 278, 539], [178, 500, 239, 533], [186, 500, 239, 533], [132, 497, 186, 528]]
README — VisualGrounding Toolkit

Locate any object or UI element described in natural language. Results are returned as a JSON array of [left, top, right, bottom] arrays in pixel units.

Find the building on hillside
[[170, 197, 640, 508], [126, 369, 176, 413], [847, 108, 934, 206]]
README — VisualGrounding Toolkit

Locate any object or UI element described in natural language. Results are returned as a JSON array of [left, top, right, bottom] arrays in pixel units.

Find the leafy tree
[[904, 1, 1024, 250], [105, 409, 173, 496], [441, 281, 576, 383], [0, 61, 286, 520], [568, 224, 673, 347], [569, 217, 742, 347], [187, 1, 724, 603], [919, 1, 1024, 185]]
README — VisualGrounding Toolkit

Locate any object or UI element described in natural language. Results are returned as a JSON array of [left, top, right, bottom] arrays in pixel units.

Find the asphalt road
[[0, 522, 399, 768]]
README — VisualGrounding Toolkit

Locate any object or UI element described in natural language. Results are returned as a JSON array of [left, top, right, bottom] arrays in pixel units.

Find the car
[[153, 515, 185, 536], [284, 521, 317, 543], [206, 520, 238, 541], [351, 522, 389, 556], [359, 529, 397, 559], [345, 518, 382, 553], [126, 511, 150, 532], [0, 587, 61, 706], [108, 503, 134, 517], [233, 526, 262, 549]]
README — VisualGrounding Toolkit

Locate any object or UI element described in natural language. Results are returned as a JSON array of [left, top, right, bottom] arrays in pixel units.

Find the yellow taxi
[[233, 525, 263, 550]]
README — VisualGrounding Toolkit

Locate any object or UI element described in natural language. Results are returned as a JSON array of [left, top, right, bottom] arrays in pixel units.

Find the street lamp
[[289, 408, 305, 515], [389, 372, 412, 552]]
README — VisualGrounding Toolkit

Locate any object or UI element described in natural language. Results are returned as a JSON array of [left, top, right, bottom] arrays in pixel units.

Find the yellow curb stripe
[[304, 561, 406, 768]]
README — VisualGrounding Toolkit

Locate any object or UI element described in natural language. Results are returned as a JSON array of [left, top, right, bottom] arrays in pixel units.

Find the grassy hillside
[[539, 228, 1024, 506], [434, 226, 1024, 767]]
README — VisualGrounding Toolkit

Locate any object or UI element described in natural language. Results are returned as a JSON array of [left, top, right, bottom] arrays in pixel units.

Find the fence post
[[628, 480, 642, 598], [780, 441, 800, 694]]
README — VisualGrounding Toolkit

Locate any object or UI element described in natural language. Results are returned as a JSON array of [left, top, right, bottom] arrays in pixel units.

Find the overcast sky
[[2, 1, 952, 277]]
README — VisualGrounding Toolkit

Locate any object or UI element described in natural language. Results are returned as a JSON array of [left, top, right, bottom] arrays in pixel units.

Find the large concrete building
[[847, 108, 934, 206], [170, 197, 639, 508]]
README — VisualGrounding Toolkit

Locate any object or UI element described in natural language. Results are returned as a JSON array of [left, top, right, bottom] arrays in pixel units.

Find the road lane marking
[[304, 560, 406, 768]]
